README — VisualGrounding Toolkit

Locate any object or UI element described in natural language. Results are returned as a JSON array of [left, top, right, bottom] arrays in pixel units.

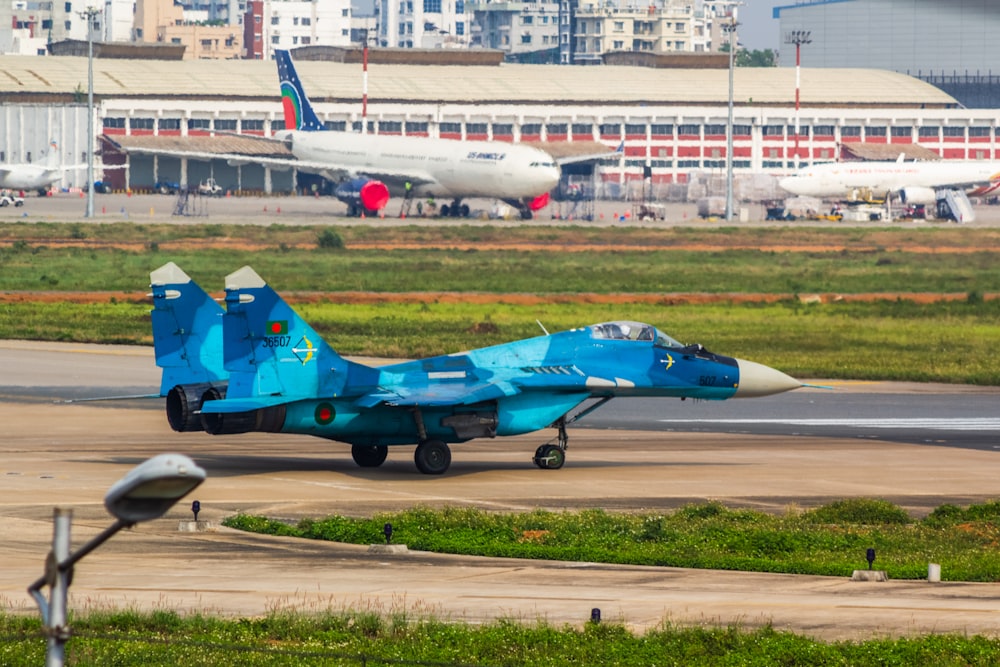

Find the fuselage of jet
[[779, 160, 1000, 198], [278, 129, 562, 201], [0, 164, 64, 190]]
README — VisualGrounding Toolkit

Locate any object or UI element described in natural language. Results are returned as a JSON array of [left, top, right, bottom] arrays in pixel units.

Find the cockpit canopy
[[589, 321, 683, 348]]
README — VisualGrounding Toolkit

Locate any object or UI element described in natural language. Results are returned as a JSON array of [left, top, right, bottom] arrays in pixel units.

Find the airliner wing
[[118, 145, 437, 187]]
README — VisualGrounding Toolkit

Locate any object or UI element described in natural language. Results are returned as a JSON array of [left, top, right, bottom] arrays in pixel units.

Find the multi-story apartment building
[[374, 0, 472, 48]]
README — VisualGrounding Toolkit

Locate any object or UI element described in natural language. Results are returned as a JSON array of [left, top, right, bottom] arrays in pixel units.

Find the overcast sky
[[739, 0, 785, 52]]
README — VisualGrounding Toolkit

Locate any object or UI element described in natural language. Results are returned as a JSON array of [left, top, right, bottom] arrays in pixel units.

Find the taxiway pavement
[[1, 341, 999, 640]]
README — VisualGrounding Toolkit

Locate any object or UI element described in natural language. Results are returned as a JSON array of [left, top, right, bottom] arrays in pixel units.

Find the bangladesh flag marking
[[315, 402, 335, 425], [266, 320, 288, 335]]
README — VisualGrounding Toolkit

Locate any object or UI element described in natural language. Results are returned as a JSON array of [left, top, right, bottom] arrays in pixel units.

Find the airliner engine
[[899, 186, 937, 205], [334, 178, 391, 216]]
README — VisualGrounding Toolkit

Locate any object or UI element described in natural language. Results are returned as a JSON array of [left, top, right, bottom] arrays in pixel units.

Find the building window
[[439, 122, 463, 134], [865, 126, 887, 137], [704, 124, 725, 135], [379, 121, 402, 133], [812, 125, 835, 136], [677, 123, 700, 135], [546, 123, 567, 135], [522, 15, 533, 24], [188, 118, 211, 130], [787, 125, 809, 136], [599, 123, 621, 136], [522, 34, 531, 44], [467, 122, 488, 134], [492, 123, 513, 136], [521, 123, 543, 135], [456, 22, 464, 35], [424, 0, 441, 12], [942, 126, 965, 137], [732, 124, 751, 135], [242, 119, 265, 131], [841, 126, 861, 136], [103, 117, 126, 129], [890, 126, 912, 138], [325, 120, 347, 131], [271, 15, 279, 24], [130, 117, 154, 130], [302, 17, 311, 25], [918, 126, 940, 138], [215, 119, 238, 131], [158, 118, 181, 130], [572, 123, 593, 136], [405, 121, 428, 133], [969, 126, 991, 137], [624, 123, 646, 135], [271, 36, 279, 44], [650, 123, 673, 135]]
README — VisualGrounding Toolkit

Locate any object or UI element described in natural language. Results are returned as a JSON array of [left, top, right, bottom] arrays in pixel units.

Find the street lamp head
[[784, 30, 812, 46], [104, 453, 206, 524]]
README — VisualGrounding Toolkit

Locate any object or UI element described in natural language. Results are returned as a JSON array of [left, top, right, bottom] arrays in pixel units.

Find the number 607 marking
[[698, 375, 717, 386]]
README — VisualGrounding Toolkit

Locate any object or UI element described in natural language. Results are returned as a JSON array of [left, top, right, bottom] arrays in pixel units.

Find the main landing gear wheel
[[352, 444, 388, 468], [414, 440, 451, 475], [533, 444, 565, 470]]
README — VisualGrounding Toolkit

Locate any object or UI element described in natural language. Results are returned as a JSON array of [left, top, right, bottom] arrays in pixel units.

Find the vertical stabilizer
[[275, 49, 325, 132], [221, 266, 370, 401], [150, 262, 226, 395]]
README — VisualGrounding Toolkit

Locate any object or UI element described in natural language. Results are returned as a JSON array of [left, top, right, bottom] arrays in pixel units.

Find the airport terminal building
[[0, 52, 995, 200]]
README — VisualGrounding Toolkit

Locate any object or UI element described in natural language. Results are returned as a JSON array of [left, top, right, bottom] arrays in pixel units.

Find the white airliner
[[779, 158, 1000, 204], [0, 142, 84, 193], [123, 50, 578, 219], [275, 51, 566, 219]]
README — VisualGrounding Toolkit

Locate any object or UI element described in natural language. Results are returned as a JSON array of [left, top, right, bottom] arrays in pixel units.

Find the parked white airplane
[[273, 50, 566, 219], [779, 157, 1000, 204], [0, 142, 84, 193]]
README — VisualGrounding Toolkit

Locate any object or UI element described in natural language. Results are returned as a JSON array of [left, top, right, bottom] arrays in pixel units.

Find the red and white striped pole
[[784, 30, 811, 166]]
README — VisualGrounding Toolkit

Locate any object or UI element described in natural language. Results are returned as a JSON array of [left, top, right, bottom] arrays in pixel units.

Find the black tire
[[352, 444, 388, 468], [0, 200, 7, 207], [520, 208, 533, 220], [414, 440, 451, 475], [459, 204, 470, 217], [440, 204, 450, 217], [533, 444, 565, 470]]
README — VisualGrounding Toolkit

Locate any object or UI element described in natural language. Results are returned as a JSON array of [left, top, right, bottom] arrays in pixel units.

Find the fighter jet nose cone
[[734, 359, 802, 397]]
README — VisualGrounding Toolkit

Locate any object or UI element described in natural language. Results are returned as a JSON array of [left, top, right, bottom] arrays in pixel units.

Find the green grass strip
[[224, 499, 1000, 582]]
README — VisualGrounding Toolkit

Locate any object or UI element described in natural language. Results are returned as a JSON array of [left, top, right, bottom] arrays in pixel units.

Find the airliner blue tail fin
[[220, 266, 371, 402], [275, 49, 324, 132], [149, 262, 226, 395]]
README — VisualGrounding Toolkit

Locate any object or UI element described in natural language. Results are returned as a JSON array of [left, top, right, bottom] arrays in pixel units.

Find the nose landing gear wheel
[[533, 444, 565, 469], [352, 444, 388, 468], [414, 439, 451, 475]]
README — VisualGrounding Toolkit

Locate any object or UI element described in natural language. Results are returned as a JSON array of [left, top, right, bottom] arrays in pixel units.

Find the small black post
[[383, 522, 393, 545], [590, 608, 601, 624], [866, 547, 876, 570], [191, 500, 201, 522]]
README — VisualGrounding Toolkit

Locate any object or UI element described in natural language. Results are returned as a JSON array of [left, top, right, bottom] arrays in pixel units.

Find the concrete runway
[[2, 341, 1000, 640]]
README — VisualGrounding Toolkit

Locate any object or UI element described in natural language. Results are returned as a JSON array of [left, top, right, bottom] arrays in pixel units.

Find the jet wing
[[357, 380, 519, 408]]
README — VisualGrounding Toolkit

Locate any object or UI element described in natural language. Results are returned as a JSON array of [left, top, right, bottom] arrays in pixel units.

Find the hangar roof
[[0, 55, 958, 108]]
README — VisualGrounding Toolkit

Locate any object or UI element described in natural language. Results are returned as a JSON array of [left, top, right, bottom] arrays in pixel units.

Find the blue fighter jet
[[150, 262, 805, 475]]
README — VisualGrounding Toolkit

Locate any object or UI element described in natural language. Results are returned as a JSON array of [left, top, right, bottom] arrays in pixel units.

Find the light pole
[[79, 6, 101, 218], [722, 12, 738, 223], [28, 453, 206, 667], [784, 30, 811, 168]]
